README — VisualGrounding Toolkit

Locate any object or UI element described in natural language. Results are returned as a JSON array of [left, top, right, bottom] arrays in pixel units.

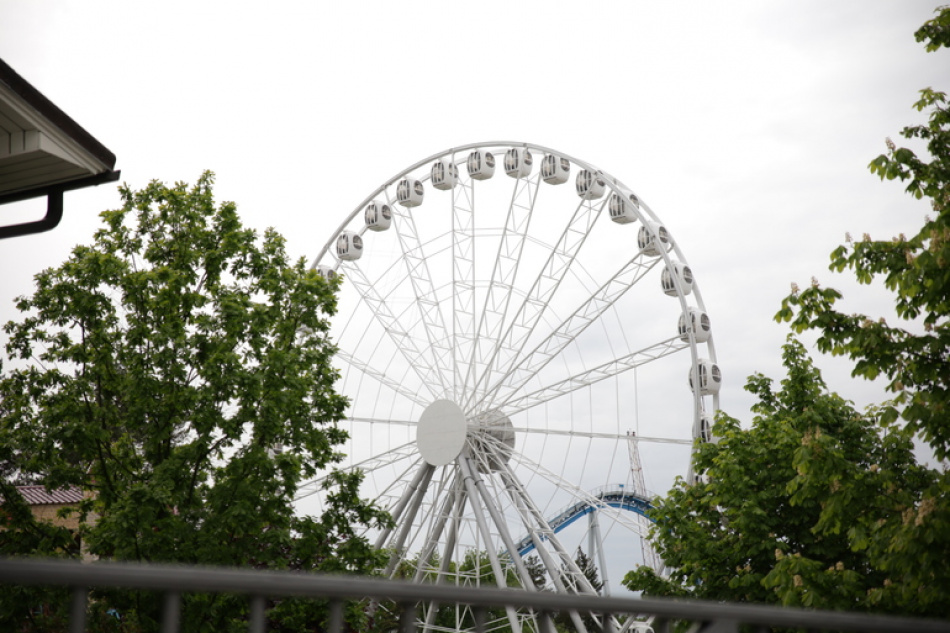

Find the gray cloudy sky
[[1, 0, 945, 584], [2, 1, 942, 405]]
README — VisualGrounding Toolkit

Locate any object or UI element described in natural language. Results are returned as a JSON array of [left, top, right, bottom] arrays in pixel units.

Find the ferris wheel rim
[[313, 141, 672, 269], [311, 140, 719, 417]]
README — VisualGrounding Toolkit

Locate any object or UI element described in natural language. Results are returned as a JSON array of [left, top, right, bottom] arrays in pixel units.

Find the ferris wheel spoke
[[338, 261, 446, 400], [467, 195, 609, 412], [386, 191, 454, 398], [451, 174, 477, 400], [334, 348, 431, 408], [510, 425, 692, 445], [294, 439, 419, 501], [476, 254, 662, 414], [495, 336, 689, 416], [461, 173, 541, 409], [479, 437, 598, 579]]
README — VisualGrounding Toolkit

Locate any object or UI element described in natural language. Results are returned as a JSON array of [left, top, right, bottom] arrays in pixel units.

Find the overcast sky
[[1, 0, 945, 585]]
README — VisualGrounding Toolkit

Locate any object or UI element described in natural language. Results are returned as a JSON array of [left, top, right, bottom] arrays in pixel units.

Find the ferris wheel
[[298, 142, 719, 632]]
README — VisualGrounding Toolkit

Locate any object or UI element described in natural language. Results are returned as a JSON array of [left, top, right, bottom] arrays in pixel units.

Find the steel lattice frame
[[299, 142, 720, 633]]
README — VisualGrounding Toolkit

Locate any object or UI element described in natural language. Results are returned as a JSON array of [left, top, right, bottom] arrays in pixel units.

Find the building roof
[[0, 57, 120, 237], [16, 485, 84, 506]]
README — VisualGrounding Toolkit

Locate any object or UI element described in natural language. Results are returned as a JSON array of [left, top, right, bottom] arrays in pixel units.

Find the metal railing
[[1, 557, 948, 633]]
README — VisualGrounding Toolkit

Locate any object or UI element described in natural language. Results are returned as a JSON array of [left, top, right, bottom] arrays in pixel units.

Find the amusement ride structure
[[296, 142, 720, 632]]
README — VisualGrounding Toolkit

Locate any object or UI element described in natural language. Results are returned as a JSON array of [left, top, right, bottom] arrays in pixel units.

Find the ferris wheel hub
[[468, 409, 515, 472], [416, 399, 467, 466]]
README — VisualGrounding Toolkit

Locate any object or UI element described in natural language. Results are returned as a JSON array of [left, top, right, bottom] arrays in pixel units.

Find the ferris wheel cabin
[[678, 308, 711, 343], [699, 414, 715, 443], [609, 191, 640, 224], [689, 359, 722, 396], [504, 148, 533, 178], [541, 154, 570, 184], [431, 159, 459, 190], [315, 265, 337, 281], [467, 150, 495, 180], [364, 201, 392, 231], [336, 231, 363, 261], [638, 221, 670, 256], [575, 169, 606, 200], [397, 177, 424, 207], [661, 261, 693, 296]]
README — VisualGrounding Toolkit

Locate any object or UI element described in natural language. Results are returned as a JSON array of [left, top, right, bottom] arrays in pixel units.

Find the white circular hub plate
[[417, 399, 467, 466]]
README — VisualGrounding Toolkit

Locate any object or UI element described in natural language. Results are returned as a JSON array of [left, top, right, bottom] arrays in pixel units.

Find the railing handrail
[[1, 557, 948, 633]]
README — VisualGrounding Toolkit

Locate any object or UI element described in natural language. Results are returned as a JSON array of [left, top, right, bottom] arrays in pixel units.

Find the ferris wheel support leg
[[457, 455, 523, 633], [374, 461, 432, 551], [500, 464, 599, 595], [457, 453, 536, 592], [588, 510, 611, 596], [382, 464, 436, 577], [421, 474, 469, 632], [413, 470, 464, 583], [495, 466, 591, 633]]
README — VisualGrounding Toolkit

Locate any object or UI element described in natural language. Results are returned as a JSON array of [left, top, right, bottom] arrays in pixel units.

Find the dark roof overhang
[[0, 58, 120, 239]]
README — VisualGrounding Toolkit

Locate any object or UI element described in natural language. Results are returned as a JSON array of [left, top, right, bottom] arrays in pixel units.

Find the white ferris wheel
[[298, 142, 720, 632]]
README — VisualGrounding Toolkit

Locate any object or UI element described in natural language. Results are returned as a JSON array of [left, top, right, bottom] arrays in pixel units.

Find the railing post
[[399, 602, 417, 633], [473, 606, 487, 633], [652, 617, 672, 633], [160, 591, 181, 633], [327, 599, 344, 633], [68, 587, 87, 633], [686, 619, 739, 633], [248, 594, 265, 633]]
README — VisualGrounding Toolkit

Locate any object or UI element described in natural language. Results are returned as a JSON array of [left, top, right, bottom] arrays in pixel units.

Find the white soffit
[[0, 64, 114, 198]]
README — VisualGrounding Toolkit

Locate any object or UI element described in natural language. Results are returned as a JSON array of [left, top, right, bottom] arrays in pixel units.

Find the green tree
[[524, 554, 547, 590], [557, 548, 604, 632], [0, 172, 390, 631], [774, 5, 950, 616], [560, 548, 603, 596], [622, 339, 925, 611]]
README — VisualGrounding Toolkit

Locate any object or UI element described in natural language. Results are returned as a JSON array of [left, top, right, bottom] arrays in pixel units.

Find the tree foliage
[[556, 548, 604, 632], [625, 7, 950, 618], [622, 339, 931, 612], [0, 173, 390, 631]]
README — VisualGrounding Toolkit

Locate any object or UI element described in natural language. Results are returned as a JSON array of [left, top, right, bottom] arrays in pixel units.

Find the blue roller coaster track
[[515, 485, 654, 556]]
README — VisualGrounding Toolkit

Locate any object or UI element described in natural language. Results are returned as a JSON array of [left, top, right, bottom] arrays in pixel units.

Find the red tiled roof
[[16, 485, 84, 505]]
